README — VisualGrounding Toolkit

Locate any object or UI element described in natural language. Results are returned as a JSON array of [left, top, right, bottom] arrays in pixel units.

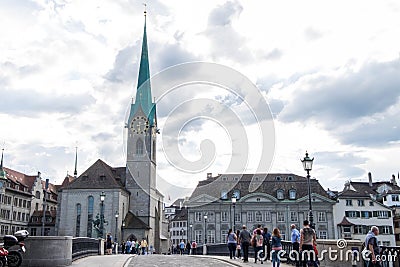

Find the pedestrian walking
[[271, 228, 282, 267], [291, 224, 300, 267], [227, 228, 237, 259], [106, 233, 113, 255], [239, 225, 252, 263], [140, 238, 148, 255], [191, 240, 197, 255], [300, 220, 317, 267], [179, 240, 185, 255], [236, 229, 242, 259], [364, 226, 381, 267], [262, 227, 271, 261], [125, 239, 131, 254], [186, 241, 191, 255], [253, 229, 264, 264]]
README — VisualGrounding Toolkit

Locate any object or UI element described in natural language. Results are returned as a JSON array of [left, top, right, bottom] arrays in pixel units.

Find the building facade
[[0, 151, 59, 236], [187, 173, 336, 245], [333, 173, 397, 246]]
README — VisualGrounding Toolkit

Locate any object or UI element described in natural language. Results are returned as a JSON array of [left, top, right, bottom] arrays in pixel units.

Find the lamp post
[[189, 223, 193, 242], [121, 221, 125, 244], [100, 191, 106, 238], [301, 151, 315, 229], [203, 214, 207, 255], [231, 196, 236, 231], [115, 211, 119, 244]]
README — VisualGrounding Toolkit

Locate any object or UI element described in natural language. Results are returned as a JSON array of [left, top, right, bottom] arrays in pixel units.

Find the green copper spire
[[128, 10, 156, 126], [135, 12, 152, 115], [0, 148, 6, 180]]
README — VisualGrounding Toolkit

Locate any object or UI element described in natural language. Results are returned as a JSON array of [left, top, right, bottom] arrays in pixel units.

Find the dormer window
[[276, 176, 281, 181], [287, 176, 293, 181], [289, 189, 296, 199], [221, 191, 228, 200], [222, 177, 227, 181], [277, 189, 284, 200], [233, 190, 240, 200]]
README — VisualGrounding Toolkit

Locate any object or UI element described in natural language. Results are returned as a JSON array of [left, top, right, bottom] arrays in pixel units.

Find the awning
[[160, 234, 168, 240]]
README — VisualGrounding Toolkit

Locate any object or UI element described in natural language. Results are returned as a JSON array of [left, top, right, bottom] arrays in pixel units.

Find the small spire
[[74, 146, 78, 178], [0, 148, 6, 180], [143, 3, 147, 16], [0, 148, 4, 169]]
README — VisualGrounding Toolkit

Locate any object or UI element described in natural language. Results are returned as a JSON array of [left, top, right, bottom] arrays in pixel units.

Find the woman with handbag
[[271, 228, 283, 267], [227, 228, 237, 259]]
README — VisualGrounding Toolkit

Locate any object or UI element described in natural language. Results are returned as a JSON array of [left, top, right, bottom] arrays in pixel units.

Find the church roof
[[124, 211, 151, 229], [189, 173, 331, 203], [60, 159, 127, 191]]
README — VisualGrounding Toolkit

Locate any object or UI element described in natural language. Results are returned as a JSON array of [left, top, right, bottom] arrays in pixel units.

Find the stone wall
[[316, 239, 363, 267], [22, 236, 72, 267]]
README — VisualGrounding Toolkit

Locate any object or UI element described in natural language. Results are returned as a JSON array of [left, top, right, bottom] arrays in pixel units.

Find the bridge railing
[[72, 237, 100, 261]]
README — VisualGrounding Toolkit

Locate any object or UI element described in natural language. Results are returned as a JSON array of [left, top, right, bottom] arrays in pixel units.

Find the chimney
[[368, 172, 372, 187], [207, 173, 212, 178], [37, 171, 41, 179]]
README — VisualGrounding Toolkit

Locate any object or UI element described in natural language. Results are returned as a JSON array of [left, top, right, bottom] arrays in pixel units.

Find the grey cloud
[[0, 89, 95, 117], [208, 1, 243, 26], [104, 44, 139, 84], [278, 60, 400, 146], [280, 60, 400, 124], [204, 1, 250, 62]]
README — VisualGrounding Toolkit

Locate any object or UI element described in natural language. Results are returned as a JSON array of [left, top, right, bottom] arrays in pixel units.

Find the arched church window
[[76, 203, 81, 237], [87, 196, 94, 237], [136, 139, 144, 154]]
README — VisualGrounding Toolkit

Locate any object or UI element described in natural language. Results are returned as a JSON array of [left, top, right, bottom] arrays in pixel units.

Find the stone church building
[[56, 14, 168, 253]]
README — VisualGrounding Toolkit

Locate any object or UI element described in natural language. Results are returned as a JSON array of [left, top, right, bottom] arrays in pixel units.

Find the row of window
[[0, 209, 30, 222], [195, 211, 327, 223], [170, 230, 186, 236], [345, 210, 391, 219], [0, 194, 33, 209], [342, 225, 393, 235], [221, 189, 298, 201], [220, 176, 294, 182], [171, 221, 187, 228], [345, 199, 374, 206]]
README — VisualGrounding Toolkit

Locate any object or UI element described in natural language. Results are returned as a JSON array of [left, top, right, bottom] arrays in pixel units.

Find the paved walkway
[[72, 254, 292, 267]]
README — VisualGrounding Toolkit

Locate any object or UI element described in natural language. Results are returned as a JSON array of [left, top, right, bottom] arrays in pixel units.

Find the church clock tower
[[125, 11, 161, 250]]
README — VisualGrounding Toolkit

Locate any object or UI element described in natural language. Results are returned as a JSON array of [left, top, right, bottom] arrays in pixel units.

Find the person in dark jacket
[[239, 225, 252, 263]]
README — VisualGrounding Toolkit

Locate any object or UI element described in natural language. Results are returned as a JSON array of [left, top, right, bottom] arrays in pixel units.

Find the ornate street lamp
[[231, 196, 236, 231], [115, 211, 119, 244], [100, 191, 106, 238], [189, 223, 193, 242], [301, 151, 314, 229], [181, 227, 184, 242]]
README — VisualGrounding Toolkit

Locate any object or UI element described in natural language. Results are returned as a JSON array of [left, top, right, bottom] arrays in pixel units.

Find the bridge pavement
[[72, 254, 292, 267]]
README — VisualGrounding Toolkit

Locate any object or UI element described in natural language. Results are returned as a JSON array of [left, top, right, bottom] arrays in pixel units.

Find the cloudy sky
[[1, 0, 400, 202]]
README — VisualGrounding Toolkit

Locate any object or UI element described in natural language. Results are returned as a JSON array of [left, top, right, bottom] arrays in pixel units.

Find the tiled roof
[[189, 173, 330, 201], [124, 211, 150, 229], [337, 216, 354, 226], [338, 188, 370, 198], [171, 208, 187, 221], [60, 159, 127, 191]]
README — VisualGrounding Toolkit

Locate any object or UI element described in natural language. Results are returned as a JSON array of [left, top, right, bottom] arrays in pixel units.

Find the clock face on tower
[[131, 116, 149, 134]]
